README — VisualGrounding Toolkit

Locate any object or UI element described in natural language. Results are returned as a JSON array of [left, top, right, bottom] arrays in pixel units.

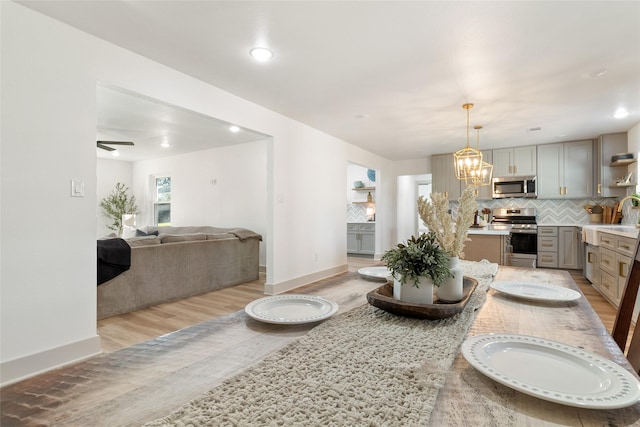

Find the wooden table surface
[[430, 266, 640, 426]]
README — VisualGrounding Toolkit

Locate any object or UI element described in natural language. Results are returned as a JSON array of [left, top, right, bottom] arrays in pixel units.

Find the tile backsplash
[[347, 204, 370, 222], [457, 198, 639, 225], [348, 197, 639, 226]]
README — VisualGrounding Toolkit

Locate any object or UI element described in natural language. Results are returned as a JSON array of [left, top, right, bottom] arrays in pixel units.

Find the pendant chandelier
[[471, 125, 493, 186], [453, 103, 483, 184]]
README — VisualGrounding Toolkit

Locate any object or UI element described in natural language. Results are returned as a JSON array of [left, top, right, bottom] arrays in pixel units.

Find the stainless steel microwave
[[492, 176, 537, 199]]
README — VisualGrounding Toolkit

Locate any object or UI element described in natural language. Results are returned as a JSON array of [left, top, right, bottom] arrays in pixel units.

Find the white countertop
[[582, 224, 638, 243], [467, 226, 510, 236]]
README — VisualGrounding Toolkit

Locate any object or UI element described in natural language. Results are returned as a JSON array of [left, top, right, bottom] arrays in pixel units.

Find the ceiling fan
[[96, 140, 134, 151]]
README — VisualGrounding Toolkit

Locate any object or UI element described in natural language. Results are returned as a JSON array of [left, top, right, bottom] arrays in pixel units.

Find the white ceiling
[[19, 1, 640, 161], [96, 84, 268, 162]]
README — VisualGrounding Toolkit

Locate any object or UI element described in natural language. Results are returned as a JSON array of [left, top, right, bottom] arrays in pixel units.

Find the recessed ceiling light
[[229, 125, 240, 133], [111, 150, 120, 157], [355, 113, 370, 119], [250, 47, 273, 62], [613, 109, 629, 119], [161, 142, 171, 148]]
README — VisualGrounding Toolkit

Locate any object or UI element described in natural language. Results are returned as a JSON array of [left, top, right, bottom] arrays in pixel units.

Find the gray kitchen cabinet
[[558, 227, 579, 269], [431, 153, 461, 201], [596, 132, 633, 198], [347, 223, 375, 255], [593, 232, 635, 308], [537, 226, 558, 268], [493, 146, 537, 177], [537, 140, 592, 199], [585, 244, 600, 286], [537, 226, 579, 269]]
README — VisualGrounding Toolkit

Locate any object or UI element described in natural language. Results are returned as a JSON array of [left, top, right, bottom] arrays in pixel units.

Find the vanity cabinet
[[431, 153, 461, 201], [537, 226, 580, 269], [595, 132, 631, 198], [347, 223, 375, 255], [537, 140, 593, 199], [593, 232, 635, 307], [492, 146, 537, 177]]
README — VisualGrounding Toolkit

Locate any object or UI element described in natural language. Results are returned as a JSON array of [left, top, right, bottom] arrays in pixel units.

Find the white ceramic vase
[[438, 256, 464, 302], [393, 275, 434, 304]]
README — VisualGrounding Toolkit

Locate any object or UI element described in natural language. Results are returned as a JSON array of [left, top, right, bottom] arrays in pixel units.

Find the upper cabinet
[[537, 140, 593, 199], [431, 153, 461, 201], [596, 132, 632, 198], [493, 146, 537, 177]]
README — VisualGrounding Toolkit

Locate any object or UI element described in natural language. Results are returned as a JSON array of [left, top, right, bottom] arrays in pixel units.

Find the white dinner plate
[[462, 333, 640, 409], [245, 295, 339, 324], [358, 266, 392, 281], [490, 281, 581, 302]]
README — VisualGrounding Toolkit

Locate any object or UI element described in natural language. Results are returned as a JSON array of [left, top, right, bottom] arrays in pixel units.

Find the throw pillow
[[136, 229, 159, 237]]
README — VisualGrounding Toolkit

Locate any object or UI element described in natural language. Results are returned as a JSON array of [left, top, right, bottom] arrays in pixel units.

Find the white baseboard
[[264, 264, 349, 295], [1, 335, 102, 387]]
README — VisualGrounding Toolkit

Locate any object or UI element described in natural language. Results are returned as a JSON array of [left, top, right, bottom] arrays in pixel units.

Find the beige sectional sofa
[[97, 226, 262, 319]]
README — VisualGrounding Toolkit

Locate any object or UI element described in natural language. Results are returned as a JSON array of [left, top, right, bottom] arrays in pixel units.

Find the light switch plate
[[71, 180, 84, 197]]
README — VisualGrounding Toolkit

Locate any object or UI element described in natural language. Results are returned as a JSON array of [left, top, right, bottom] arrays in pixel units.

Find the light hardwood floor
[[97, 258, 626, 353], [2, 260, 633, 426]]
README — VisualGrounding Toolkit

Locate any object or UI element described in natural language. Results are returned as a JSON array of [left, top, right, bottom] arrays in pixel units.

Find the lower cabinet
[[591, 232, 635, 308], [585, 244, 600, 286], [537, 226, 580, 269], [463, 234, 505, 265], [347, 223, 375, 255]]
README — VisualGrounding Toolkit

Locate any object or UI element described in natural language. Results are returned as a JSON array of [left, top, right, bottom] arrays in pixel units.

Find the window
[[154, 176, 171, 226]]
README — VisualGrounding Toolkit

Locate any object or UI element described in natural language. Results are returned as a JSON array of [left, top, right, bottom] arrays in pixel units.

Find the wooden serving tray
[[366, 276, 478, 319]]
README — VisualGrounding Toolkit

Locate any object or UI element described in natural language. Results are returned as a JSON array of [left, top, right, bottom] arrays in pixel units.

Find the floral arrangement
[[381, 232, 453, 287], [417, 186, 478, 258]]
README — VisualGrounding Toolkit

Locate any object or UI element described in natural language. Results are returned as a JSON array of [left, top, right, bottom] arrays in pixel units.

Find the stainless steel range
[[491, 208, 538, 268]]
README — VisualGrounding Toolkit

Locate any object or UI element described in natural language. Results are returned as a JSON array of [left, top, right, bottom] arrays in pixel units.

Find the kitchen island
[[465, 226, 510, 264]]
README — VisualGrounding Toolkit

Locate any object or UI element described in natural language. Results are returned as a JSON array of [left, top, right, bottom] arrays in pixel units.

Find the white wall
[[396, 174, 431, 242], [96, 158, 134, 237], [132, 140, 268, 266], [0, 2, 393, 384]]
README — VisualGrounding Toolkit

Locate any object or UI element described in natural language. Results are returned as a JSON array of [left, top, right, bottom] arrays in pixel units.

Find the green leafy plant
[[100, 182, 140, 237], [381, 232, 453, 288]]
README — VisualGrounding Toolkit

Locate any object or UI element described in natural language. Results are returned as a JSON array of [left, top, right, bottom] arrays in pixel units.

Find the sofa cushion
[[161, 233, 207, 243], [206, 233, 236, 240], [127, 236, 162, 247]]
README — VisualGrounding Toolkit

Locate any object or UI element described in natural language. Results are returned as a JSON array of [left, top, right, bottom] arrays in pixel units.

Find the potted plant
[[417, 186, 477, 302], [100, 182, 140, 237], [381, 231, 452, 304]]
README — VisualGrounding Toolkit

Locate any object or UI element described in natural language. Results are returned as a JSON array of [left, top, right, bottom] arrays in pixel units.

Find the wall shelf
[[609, 159, 637, 167], [352, 201, 375, 205], [609, 183, 636, 188], [352, 187, 375, 191]]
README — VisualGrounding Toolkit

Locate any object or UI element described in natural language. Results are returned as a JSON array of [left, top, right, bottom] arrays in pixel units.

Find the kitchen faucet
[[617, 195, 640, 212]]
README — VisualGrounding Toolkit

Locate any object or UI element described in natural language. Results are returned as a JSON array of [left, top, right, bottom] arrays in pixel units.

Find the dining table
[[430, 265, 640, 426]]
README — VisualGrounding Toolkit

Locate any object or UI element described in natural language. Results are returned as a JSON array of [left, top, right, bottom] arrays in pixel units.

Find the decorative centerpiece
[[417, 186, 478, 302], [381, 232, 452, 304]]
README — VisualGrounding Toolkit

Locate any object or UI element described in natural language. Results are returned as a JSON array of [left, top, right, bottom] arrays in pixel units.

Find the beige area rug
[[145, 260, 497, 427]]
